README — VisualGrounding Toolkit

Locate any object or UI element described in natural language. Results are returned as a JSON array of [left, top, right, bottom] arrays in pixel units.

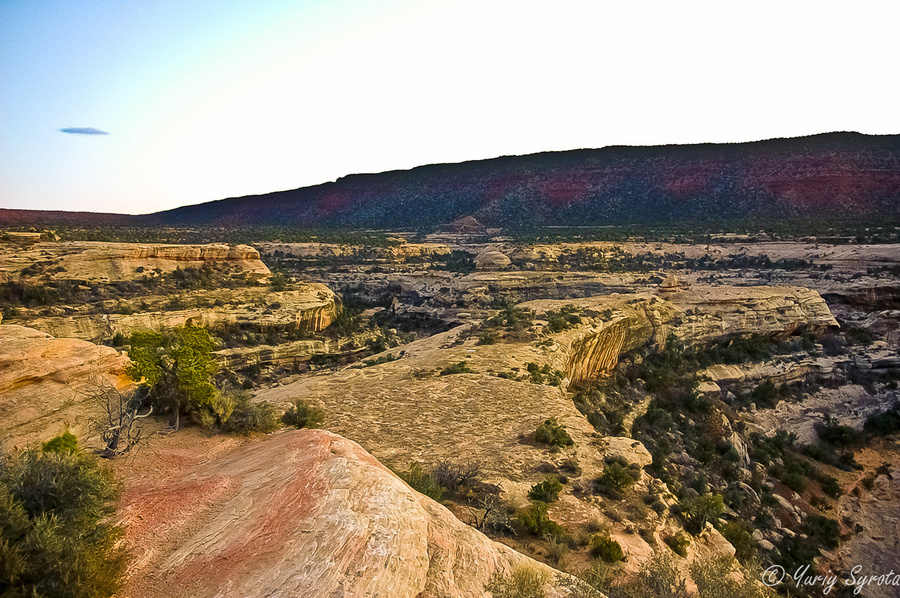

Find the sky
[[1, 0, 897, 215]]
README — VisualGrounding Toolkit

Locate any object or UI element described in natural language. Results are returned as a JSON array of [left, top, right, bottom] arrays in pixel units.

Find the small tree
[[127, 326, 217, 429]]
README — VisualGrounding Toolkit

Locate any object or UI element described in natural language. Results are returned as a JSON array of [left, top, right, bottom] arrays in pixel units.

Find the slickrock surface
[[255, 325, 608, 499], [0, 324, 130, 447], [0, 241, 270, 282], [120, 429, 577, 598]]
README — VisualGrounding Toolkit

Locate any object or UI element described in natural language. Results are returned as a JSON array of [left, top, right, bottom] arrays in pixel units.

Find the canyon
[[1, 226, 899, 598]]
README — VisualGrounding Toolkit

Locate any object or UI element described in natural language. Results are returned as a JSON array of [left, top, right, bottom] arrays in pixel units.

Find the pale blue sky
[[1, 1, 897, 214]]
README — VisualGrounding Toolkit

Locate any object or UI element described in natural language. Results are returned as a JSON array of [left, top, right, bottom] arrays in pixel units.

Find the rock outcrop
[[20, 285, 339, 343], [523, 285, 838, 385], [0, 324, 130, 447], [120, 429, 577, 598], [0, 241, 270, 283], [474, 246, 512, 270]]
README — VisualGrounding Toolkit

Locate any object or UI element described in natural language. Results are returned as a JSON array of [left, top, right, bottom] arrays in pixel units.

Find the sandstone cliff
[[523, 285, 838, 385], [0, 324, 130, 447], [0, 241, 270, 283], [20, 285, 338, 343], [120, 429, 578, 598]]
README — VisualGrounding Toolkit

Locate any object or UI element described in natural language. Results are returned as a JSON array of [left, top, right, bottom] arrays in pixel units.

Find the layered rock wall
[[526, 285, 838, 385]]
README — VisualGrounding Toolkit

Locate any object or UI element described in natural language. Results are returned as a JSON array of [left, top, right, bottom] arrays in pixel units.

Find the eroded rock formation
[[20, 285, 338, 343], [0, 241, 270, 283], [524, 285, 838, 385], [120, 429, 577, 598], [0, 324, 130, 447]]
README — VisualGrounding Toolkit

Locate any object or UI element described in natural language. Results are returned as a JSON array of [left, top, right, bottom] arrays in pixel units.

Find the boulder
[[0, 325, 130, 447], [121, 429, 577, 598]]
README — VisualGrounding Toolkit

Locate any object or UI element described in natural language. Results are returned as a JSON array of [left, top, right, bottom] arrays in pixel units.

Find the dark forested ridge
[[5, 132, 900, 230]]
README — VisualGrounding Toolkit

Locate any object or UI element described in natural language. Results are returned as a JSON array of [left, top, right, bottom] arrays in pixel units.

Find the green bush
[[220, 393, 280, 435], [41, 430, 79, 454], [395, 462, 445, 501], [0, 439, 126, 598], [864, 403, 900, 435], [281, 399, 326, 429], [439, 361, 472, 376], [534, 418, 574, 448], [816, 415, 862, 447], [717, 521, 756, 564], [528, 476, 563, 503], [664, 531, 691, 557], [590, 531, 624, 562], [596, 459, 640, 497], [679, 493, 724, 535], [518, 501, 566, 539]]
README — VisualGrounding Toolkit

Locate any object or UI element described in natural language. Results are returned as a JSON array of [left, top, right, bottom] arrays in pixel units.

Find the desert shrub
[[804, 514, 840, 550], [437, 250, 476, 274], [691, 556, 772, 598], [678, 493, 724, 534], [528, 476, 563, 503], [590, 531, 624, 562], [484, 565, 549, 598], [477, 331, 498, 345], [583, 553, 689, 598], [219, 392, 280, 435], [819, 475, 842, 499], [816, 415, 862, 447], [545, 306, 582, 333], [748, 379, 780, 409], [0, 439, 126, 598], [717, 520, 756, 564], [430, 460, 480, 492], [664, 531, 691, 557], [595, 458, 640, 498], [41, 430, 79, 454], [395, 462, 445, 501], [864, 402, 900, 435], [518, 501, 566, 539], [546, 535, 569, 565], [439, 361, 472, 376], [281, 399, 325, 429], [534, 418, 574, 448]]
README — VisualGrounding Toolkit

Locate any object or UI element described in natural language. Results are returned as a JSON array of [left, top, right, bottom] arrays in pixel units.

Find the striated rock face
[[523, 285, 838, 385], [0, 241, 270, 283], [121, 429, 577, 598], [21, 285, 339, 343], [0, 325, 130, 447]]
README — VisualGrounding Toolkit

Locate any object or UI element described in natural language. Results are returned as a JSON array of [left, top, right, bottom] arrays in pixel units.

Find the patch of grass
[[395, 462, 445, 501], [484, 565, 549, 598]]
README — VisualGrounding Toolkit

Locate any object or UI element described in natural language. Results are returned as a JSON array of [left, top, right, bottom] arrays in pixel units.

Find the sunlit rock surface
[[120, 429, 578, 598]]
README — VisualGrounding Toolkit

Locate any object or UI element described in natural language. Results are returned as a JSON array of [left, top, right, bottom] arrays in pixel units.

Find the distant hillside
[[4, 132, 900, 230]]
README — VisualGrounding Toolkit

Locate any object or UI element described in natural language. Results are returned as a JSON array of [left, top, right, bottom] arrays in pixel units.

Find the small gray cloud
[[59, 127, 109, 135]]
